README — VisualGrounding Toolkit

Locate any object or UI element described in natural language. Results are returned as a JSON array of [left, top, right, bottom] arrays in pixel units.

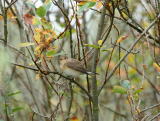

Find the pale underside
[[62, 67, 84, 77]]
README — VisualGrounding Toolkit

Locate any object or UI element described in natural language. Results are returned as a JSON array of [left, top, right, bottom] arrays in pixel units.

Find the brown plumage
[[64, 58, 88, 74], [59, 57, 96, 77]]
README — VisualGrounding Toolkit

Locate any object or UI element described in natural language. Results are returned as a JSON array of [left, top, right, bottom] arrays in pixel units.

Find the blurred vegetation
[[0, 0, 160, 121]]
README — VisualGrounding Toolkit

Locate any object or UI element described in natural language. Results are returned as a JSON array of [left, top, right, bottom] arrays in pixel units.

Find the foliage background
[[0, 0, 160, 121]]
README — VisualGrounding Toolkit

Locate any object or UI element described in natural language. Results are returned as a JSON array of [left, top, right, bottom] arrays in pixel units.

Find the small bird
[[59, 56, 96, 77]]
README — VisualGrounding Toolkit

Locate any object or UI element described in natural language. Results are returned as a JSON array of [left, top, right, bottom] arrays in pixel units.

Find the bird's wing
[[64, 59, 88, 74]]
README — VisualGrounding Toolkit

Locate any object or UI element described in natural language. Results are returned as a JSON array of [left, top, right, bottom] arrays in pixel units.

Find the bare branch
[[98, 14, 160, 95]]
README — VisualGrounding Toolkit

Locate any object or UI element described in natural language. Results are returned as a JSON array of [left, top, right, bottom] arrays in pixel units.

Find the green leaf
[[84, 44, 100, 49], [78, 2, 96, 12], [87, 2, 96, 7], [12, 107, 24, 113], [8, 91, 21, 97], [133, 94, 139, 101], [113, 85, 127, 94], [46, 50, 56, 56], [36, 6, 46, 18], [19, 42, 35, 47], [134, 88, 143, 94]]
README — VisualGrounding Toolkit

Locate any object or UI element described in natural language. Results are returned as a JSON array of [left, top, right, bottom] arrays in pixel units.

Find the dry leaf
[[23, 13, 33, 24], [117, 35, 128, 43], [70, 116, 80, 121]]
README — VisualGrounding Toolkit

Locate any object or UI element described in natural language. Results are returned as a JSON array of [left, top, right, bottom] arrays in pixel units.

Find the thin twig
[[91, 8, 159, 46], [140, 103, 160, 113], [98, 14, 160, 95], [111, 42, 140, 54], [31, 108, 50, 118], [0, 40, 26, 57], [100, 104, 128, 119], [149, 112, 160, 121], [10, 63, 92, 100], [6, 0, 18, 10], [125, 61, 160, 94]]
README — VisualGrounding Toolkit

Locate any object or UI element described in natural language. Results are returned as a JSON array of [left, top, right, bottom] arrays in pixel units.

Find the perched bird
[[59, 56, 96, 77]]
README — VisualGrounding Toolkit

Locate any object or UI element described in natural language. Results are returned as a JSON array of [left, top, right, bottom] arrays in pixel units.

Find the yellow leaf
[[34, 33, 41, 43], [70, 116, 80, 121], [90, 0, 98, 1], [34, 28, 43, 32], [77, 0, 97, 6], [128, 68, 137, 75], [32, 17, 41, 25], [96, 1, 102, 8], [153, 63, 160, 72], [0, 15, 3, 20], [106, 2, 112, 7], [117, 35, 128, 43], [35, 44, 44, 52], [18, 42, 35, 47], [7, 10, 16, 19], [142, 21, 149, 28], [16, 65, 24, 69], [98, 40, 103, 46], [78, 1, 87, 6], [127, 54, 135, 64]]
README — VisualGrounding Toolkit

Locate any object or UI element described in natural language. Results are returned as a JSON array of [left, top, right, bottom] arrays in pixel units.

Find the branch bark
[[91, 1, 107, 121]]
